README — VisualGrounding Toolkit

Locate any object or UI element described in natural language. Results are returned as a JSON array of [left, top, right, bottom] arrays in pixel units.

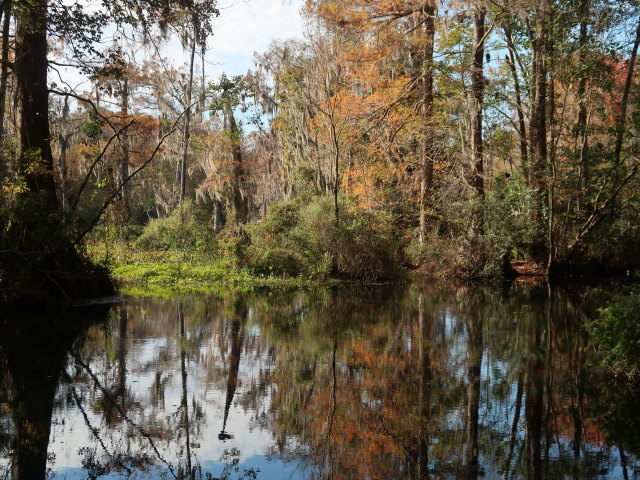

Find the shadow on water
[[1, 282, 640, 479], [0, 305, 110, 480]]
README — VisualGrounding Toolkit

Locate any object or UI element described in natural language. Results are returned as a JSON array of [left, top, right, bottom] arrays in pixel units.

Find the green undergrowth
[[87, 195, 406, 290], [86, 241, 336, 292]]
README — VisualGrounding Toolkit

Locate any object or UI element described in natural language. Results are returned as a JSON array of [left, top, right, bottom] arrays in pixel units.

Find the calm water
[[1, 282, 639, 480]]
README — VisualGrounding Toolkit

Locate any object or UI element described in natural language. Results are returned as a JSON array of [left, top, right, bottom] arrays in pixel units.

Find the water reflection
[[0, 307, 109, 479], [1, 283, 639, 479]]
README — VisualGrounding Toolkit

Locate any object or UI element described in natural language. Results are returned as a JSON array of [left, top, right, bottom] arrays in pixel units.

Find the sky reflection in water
[[1, 282, 639, 480]]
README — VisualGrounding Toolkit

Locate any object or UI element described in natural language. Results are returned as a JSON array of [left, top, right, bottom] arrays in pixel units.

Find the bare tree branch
[[71, 105, 192, 245], [71, 119, 136, 212]]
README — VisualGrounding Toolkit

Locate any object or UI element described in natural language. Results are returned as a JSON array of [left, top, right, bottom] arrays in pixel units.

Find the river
[[0, 281, 638, 479]]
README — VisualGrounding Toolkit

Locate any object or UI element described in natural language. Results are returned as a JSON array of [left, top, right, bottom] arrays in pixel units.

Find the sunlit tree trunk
[[471, 4, 486, 202], [418, 1, 436, 247], [471, 4, 486, 236], [226, 104, 248, 224]]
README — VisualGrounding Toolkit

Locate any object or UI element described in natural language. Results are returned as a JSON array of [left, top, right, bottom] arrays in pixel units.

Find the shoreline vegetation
[[588, 285, 640, 383], [86, 197, 640, 295], [88, 242, 338, 291]]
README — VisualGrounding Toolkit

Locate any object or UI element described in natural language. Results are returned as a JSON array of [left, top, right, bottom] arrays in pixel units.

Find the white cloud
[[207, 0, 305, 76], [52, 1, 306, 92]]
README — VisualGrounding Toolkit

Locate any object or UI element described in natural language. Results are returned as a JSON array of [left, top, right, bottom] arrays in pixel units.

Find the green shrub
[[135, 201, 215, 252], [485, 174, 536, 248], [409, 174, 534, 278], [246, 196, 403, 282], [246, 198, 306, 277], [298, 197, 402, 282], [588, 286, 640, 380], [249, 248, 306, 277]]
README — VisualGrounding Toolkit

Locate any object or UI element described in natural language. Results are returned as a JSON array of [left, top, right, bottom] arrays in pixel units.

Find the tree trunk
[[471, 5, 486, 200], [212, 198, 226, 231], [504, 26, 529, 173], [227, 104, 248, 224], [179, 35, 197, 205], [332, 120, 340, 220], [574, 0, 590, 190], [15, 0, 57, 209], [613, 16, 640, 183], [0, 0, 11, 144], [119, 76, 130, 214], [0, 0, 114, 304], [471, 5, 486, 236], [547, 9, 557, 272], [57, 96, 72, 216], [418, 2, 436, 246], [528, 0, 550, 264]]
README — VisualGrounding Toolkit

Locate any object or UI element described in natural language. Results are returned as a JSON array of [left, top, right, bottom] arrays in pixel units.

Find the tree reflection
[[260, 283, 640, 479], [2, 283, 639, 479], [463, 306, 483, 480], [179, 301, 195, 479], [219, 298, 246, 441], [0, 307, 109, 479], [100, 307, 129, 425]]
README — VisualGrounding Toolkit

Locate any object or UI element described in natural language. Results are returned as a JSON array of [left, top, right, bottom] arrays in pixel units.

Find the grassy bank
[[86, 196, 406, 291], [86, 241, 337, 292]]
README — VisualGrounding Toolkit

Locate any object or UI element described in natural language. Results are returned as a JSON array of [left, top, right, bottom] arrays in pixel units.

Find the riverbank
[[87, 237, 640, 295], [87, 241, 341, 292]]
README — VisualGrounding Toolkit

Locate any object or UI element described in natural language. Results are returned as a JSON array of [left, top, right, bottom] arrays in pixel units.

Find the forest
[[3, 2, 640, 478], [1, 0, 640, 304]]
